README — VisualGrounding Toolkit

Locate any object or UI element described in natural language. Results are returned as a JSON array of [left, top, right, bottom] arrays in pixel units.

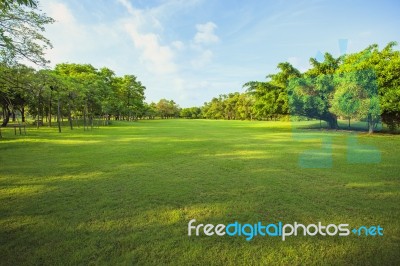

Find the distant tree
[[203, 96, 225, 119], [236, 93, 254, 120], [245, 81, 283, 120], [181, 107, 201, 119], [244, 62, 300, 121], [143, 102, 157, 119], [0, 63, 36, 126], [156, 99, 179, 118]]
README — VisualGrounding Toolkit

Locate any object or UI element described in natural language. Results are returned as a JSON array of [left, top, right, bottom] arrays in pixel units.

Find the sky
[[38, 0, 400, 107]]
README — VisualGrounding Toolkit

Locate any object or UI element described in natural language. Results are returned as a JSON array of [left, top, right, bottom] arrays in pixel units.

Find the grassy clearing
[[0, 119, 399, 265]]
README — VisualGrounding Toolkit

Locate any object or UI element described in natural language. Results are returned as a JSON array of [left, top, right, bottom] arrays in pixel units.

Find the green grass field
[[0, 119, 399, 265]]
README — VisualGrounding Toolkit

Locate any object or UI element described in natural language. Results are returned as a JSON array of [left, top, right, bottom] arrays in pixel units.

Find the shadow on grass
[[0, 120, 399, 264]]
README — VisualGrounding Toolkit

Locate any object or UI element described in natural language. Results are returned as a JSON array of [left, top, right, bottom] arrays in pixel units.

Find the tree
[[287, 54, 342, 129], [330, 85, 360, 128], [307, 53, 342, 77], [142, 102, 157, 119], [156, 99, 179, 118], [118, 75, 145, 121], [376, 42, 400, 131], [0, 63, 35, 126], [245, 81, 284, 120], [331, 70, 380, 132], [180, 107, 201, 119], [244, 62, 300, 121], [0, 0, 37, 10], [0, 0, 54, 65], [336, 42, 400, 132], [203, 96, 225, 119], [236, 93, 254, 120]]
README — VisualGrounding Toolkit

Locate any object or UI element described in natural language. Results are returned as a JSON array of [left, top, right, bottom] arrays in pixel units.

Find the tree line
[[182, 42, 400, 133], [1, 1, 399, 134], [0, 1, 182, 132], [0, 61, 189, 128], [0, 63, 149, 129]]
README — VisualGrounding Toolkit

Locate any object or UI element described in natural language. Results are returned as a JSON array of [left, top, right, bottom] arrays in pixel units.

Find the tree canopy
[[0, 0, 53, 65], [181, 42, 400, 133]]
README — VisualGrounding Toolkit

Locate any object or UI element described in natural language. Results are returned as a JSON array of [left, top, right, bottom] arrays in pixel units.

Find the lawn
[[0, 119, 399, 265]]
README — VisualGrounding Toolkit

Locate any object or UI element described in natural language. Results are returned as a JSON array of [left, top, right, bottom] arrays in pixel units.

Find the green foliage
[[0, 0, 37, 10], [288, 73, 338, 128], [180, 107, 201, 118], [307, 52, 342, 76], [331, 70, 380, 132], [0, 62, 147, 128], [0, 0, 54, 65], [201, 92, 255, 120], [156, 98, 180, 118], [241, 42, 400, 132], [245, 81, 287, 120]]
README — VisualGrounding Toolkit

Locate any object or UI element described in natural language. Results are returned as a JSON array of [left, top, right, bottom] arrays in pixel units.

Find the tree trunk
[[324, 113, 338, 129], [68, 104, 73, 130], [57, 97, 62, 133], [21, 106, 25, 123], [48, 93, 52, 127], [83, 105, 87, 131], [368, 114, 374, 134], [37, 96, 40, 129], [1, 105, 10, 127]]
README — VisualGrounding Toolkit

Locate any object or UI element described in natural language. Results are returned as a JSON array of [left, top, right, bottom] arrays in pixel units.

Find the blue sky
[[39, 0, 400, 107]]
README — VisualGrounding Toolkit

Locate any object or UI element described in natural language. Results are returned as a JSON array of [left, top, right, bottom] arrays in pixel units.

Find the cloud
[[172, 41, 185, 50], [194, 22, 219, 45], [118, 0, 177, 75], [189, 21, 219, 68], [191, 49, 213, 68], [117, 0, 136, 14], [41, 1, 89, 66], [47, 2, 75, 23], [124, 23, 176, 74], [39, 0, 225, 107]]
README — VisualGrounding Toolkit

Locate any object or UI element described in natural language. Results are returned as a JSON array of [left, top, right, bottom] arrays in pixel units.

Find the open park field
[[0, 120, 399, 265]]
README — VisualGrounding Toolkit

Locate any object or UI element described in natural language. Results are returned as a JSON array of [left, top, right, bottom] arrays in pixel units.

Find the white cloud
[[117, 0, 136, 15], [124, 22, 176, 74], [172, 41, 185, 50], [194, 22, 219, 45], [48, 2, 75, 23], [191, 49, 213, 68], [118, 0, 177, 75], [42, 1, 89, 66], [39, 0, 225, 107], [189, 21, 219, 69]]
